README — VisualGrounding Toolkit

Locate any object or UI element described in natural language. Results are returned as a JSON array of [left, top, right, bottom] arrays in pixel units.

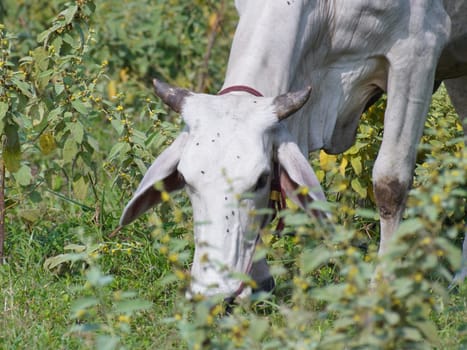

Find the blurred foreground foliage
[[1, 1, 465, 349]]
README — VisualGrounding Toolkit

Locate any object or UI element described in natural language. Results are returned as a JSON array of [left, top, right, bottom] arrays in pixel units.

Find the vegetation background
[[0, 0, 465, 349]]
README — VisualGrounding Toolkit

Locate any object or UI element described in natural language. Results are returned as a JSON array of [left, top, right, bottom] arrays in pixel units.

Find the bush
[[1, 1, 465, 349]]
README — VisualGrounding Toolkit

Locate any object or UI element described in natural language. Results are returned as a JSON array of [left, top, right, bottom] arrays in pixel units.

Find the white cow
[[121, 0, 467, 298]]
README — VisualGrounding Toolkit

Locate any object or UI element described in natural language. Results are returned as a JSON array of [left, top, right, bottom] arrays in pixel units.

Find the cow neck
[[218, 85, 263, 97]]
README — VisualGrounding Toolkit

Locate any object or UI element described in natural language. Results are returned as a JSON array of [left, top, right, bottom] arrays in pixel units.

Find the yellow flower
[[431, 194, 441, 205], [206, 315, 214, 325], [118, 315, 130, 323], [374, 306, 385, 315], [298, 186, 309, 195], [116, 105, 124, 111], [346, 247, 357, 256], [413, 273, 423, 283], [421, 237, 432, 246], [168, 253, 179, 263], [174, 269, 186, 280], [211, 304, 224, 316], [348, 265, 358, 279], [345, 283, 357, 296], [161, 191, 170, 202]]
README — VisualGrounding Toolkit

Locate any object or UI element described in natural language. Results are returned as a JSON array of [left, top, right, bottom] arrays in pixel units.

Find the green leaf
[[10, 76, 32, 98], [3, 123, 21, 172], [110, 118, 124, 134], [351, 178, 367, 198], [96, 335, 120, 350], [71, 100, 89, 115], [134, 158, 148, 174], [71, 297, 99, 314], [414, 320, 441, 345], [36, 69, 54, 91], [62, 138, 78, 163], [248, 318, 269, 341], [32, 47, 49, 72], [54, 82, 65, 95], [350, 156, 362, 175], [108, 142, 130, 161], [14, 164, 32, 186], [86, 266, 114, 287], [64, 244, 86, 252], [392, 277, 415, 298], [395, 218, 424, 237], [69, 121, 84, 144], [18, 209, 41, 222], [58, 4, 78, 25], [0, 101, 8, 132], [311, 284, 346, 302], [355, 208, 377, 219], [43, 252, 85, 270], [300, 247, 335, 273], [435, 237, 462, 270], [73, 176, 89, 202], [37, 23, 61, 43], [114, 299, 152, 314], [401, 327, 423, 342]]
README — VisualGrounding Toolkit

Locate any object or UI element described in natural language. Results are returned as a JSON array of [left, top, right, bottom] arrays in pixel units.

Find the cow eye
[[254, 172, 270, 192]]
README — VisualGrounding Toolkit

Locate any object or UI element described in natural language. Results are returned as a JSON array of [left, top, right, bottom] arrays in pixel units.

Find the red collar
[[218, 85, 263, 97]]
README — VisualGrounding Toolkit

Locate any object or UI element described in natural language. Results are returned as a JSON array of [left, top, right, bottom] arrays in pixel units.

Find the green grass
[[1, 212, 466, 349], [1, 1, 466, 348]]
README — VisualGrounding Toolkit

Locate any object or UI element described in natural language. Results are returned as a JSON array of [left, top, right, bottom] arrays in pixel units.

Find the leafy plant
[[0, 1, 465, 349]]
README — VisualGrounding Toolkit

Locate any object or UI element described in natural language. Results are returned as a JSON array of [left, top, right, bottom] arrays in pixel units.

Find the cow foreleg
[[445, 76, 467, 284], [373, 45, 444, 258], [249, 257, 275, 294]]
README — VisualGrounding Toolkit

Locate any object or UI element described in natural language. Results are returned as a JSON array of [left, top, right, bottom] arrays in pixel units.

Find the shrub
[[1, 1, 465, 349]]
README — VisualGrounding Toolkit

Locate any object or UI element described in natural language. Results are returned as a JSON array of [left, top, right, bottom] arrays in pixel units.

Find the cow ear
[[120, 132, 188, 226], [275, 136, 327, 217]]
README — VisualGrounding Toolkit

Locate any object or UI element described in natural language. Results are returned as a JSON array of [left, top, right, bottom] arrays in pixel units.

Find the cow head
[[120, 80, 326, 298]]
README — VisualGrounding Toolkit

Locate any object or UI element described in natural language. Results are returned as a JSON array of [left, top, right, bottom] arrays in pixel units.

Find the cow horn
[[153, 79, 192, 114], [273, 86, 312, 120]]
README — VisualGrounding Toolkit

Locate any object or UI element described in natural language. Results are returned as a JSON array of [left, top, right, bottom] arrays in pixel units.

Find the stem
[[0, 159, 5, 264]]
